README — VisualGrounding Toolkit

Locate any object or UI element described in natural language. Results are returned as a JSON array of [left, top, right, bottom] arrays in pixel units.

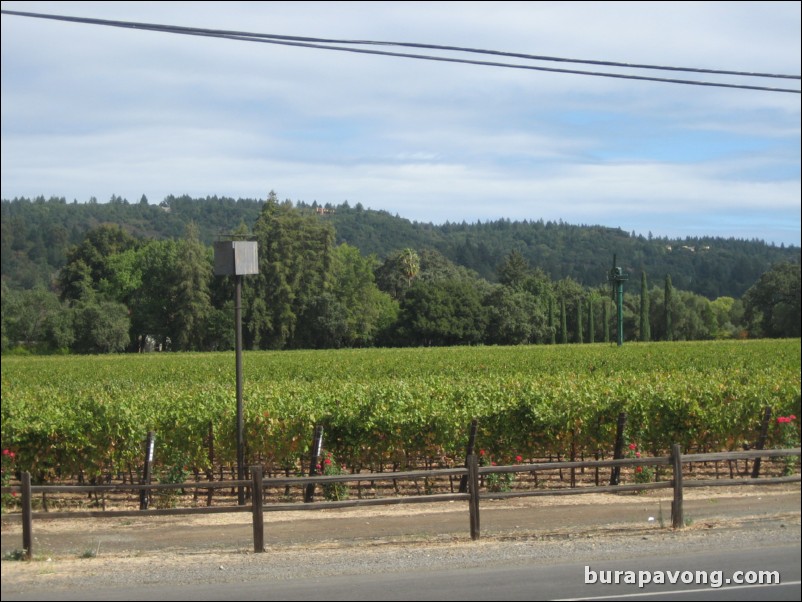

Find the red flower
[[629, 443, 637, 450], [635, 466, 643, 473], [324, 458, 332, 465], [515, 455, 523, 463], [635, 452, 641, 458], [479, 449, 486, 456]]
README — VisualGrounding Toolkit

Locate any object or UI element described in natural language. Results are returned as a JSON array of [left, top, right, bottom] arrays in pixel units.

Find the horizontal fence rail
[[2, 447, 799, 559]]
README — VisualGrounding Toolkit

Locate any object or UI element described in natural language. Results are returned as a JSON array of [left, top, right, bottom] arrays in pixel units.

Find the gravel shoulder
[[1, 485, 799, 596]]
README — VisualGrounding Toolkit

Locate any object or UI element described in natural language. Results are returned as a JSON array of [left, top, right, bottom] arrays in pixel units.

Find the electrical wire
[[2, 9, 800, 94]]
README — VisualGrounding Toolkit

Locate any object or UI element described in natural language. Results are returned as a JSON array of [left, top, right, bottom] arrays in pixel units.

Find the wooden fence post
[[570, 429, 577, 488], [468, 453, 480, 540], [751, 406, 772, 479], [21, 471, 33, 560], [610, 412, 627, 485], [206, 422, 215, 506], [251, 465, 264, 552], [140, 431, 155, 510], [671, 444, 684, 529], [304, 425, 324, 503], [459, 419, 478, 494]]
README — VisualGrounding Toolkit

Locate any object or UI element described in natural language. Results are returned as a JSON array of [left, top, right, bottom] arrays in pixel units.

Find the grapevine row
[[2, 340, 799, 481]]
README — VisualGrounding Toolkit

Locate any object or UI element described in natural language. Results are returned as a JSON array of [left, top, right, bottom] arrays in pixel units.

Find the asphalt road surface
[[2, 543, 800, 601], [2, 486, 799, 601]]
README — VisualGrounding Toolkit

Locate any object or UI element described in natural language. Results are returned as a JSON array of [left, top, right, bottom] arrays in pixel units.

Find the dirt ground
[[2, 483, 799, 559], [1, 483, 799, 598]]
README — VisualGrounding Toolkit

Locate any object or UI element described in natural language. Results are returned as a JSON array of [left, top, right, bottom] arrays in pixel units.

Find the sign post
[[214, 240, 258, 505]]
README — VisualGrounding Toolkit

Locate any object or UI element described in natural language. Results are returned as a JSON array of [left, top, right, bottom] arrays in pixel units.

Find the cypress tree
[[588, 296, 595, 343], [640, 272, 651, 342], [560, 299, 568, 344], [664, 274, 673, 342]]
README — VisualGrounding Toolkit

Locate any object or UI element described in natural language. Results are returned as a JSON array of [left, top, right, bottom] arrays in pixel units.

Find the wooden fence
[[3, 446, 799, 560]]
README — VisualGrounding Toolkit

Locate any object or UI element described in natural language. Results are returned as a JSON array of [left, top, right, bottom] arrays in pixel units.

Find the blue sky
[[1, 1, 800, 245]]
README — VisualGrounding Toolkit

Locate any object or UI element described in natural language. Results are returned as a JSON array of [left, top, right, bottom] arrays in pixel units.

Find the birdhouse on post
[[213, 241, 259, 276], [213, 239, 258, 505]]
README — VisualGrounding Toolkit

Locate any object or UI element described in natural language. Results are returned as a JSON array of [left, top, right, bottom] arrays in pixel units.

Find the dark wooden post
[[459, 419, 478, 493], [21, 471, 33, 560], [468, 453, 480, 540], [304, 425, 324, 503], [235, 275, 246, 506], [206, 422, 215, 506], [251, 465, 264, 552], [139, 430, 155, 510], [570, 428, 577, 488], [610, 412, 627, 486], [671, 444, 684, 529], [751, 406, 772, 479]]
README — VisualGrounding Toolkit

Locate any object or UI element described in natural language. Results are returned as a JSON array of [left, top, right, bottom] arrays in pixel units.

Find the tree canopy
[[2, 196, 800, 354]]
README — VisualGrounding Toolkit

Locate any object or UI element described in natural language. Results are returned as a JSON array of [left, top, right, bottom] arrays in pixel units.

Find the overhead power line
[[2, 9, 800, 94]]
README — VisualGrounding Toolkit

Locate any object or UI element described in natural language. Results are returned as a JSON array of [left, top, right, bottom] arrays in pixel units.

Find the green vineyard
[[2, 340, 800, 481]]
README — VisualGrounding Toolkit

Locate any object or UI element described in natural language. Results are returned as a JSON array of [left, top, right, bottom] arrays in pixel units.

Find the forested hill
[[2, 195, 799, 298], [326, 204, 800, 298]]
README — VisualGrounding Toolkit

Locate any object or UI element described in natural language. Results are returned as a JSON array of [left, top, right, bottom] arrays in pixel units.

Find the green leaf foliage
[[2, 341, 799, 480]]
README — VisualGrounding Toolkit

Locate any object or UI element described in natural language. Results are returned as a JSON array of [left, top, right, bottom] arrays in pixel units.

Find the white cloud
[[1, 0, 800, 244]]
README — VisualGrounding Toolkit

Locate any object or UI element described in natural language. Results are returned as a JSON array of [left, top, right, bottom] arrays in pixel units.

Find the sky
[[1, 1, 800, 246]]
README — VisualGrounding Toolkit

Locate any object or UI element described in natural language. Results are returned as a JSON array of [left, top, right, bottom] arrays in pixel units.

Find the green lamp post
[[608, 255, 629, 347]]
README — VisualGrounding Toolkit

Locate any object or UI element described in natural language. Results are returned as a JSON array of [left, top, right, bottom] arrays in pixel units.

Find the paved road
[[3, 489, 799, 557], [2, 543, 799, 600], [2, 487, 799, 600]]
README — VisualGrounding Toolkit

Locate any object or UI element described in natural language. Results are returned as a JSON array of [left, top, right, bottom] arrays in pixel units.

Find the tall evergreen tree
[[664, 274, 674, 341], [560, 299, 568, 344], [576, 298, 584, 343], [640, 272, 651, 342], [587, 296, 595, 343], [498, 249, 529, 288], [172, 223, 213, 351], [250, 196, 335, 349]]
